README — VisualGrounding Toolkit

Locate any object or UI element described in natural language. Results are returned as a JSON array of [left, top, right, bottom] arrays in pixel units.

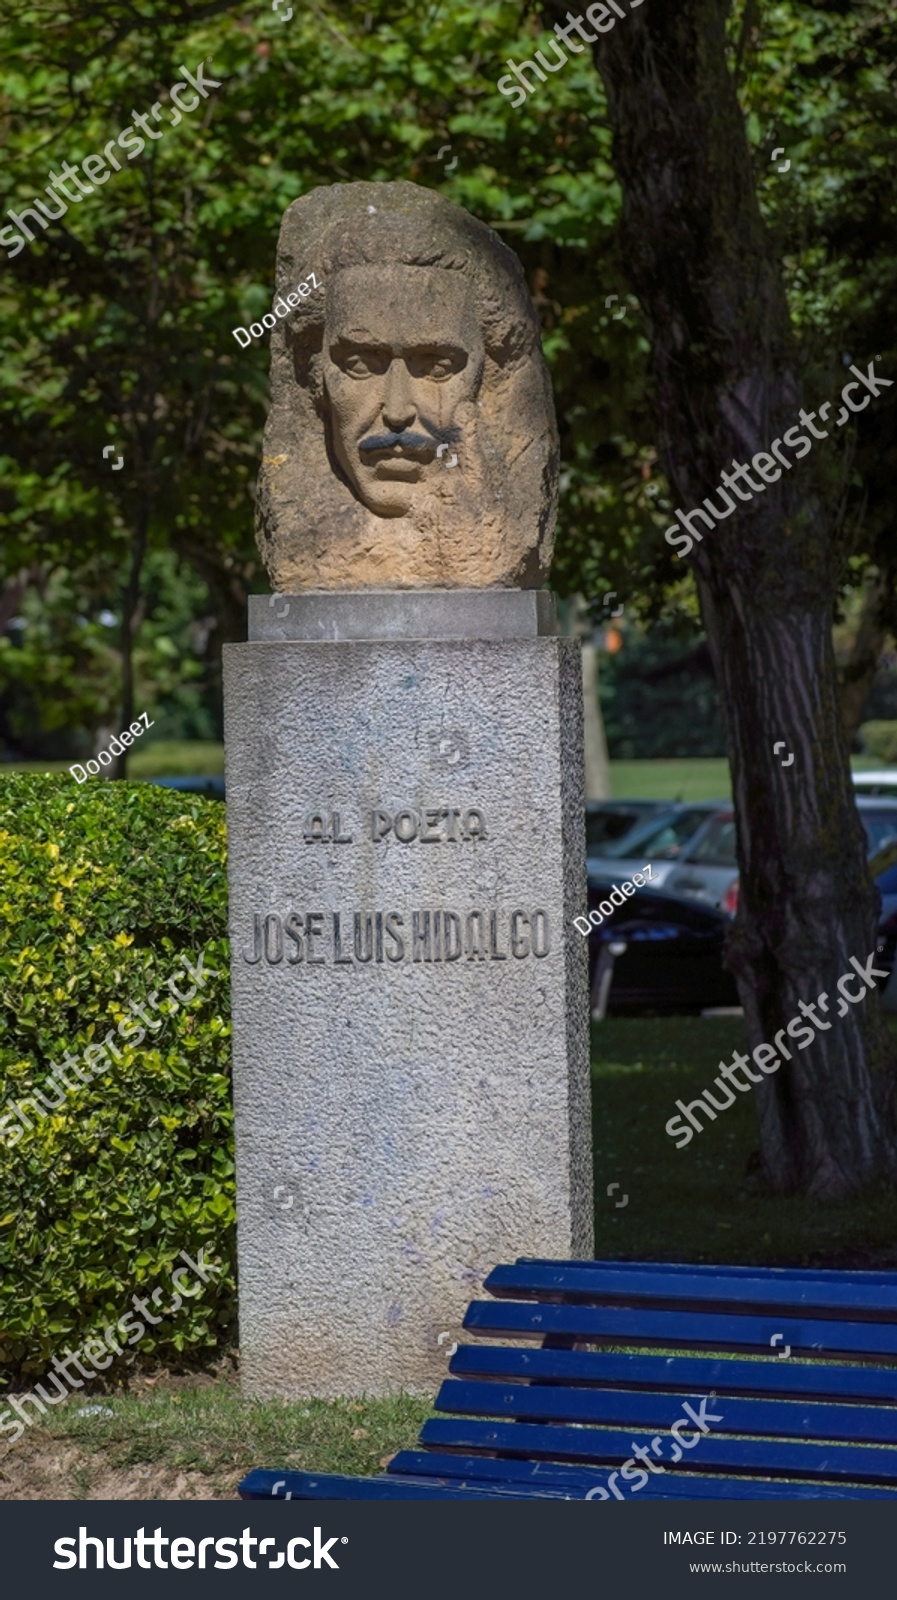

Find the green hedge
[[859, 721, 897, 765], [0, 775, 233, 1379]]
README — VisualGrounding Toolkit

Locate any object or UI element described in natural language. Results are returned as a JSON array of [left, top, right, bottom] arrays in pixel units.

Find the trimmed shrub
[[0, 775, 233, 1379], [859, 721, 897, 765]]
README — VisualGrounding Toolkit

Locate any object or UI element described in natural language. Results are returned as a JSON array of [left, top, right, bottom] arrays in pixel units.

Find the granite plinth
[[248, 588, 558, 643], [223, 630, 592, 1398]]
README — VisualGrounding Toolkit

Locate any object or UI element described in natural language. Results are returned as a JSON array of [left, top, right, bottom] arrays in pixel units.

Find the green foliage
[[0, 551, 218, 760], [0, 775, 233, 1379], [0, 565, 121, 759], [600, 624, 727, 759], [859, 721, 897, 764]]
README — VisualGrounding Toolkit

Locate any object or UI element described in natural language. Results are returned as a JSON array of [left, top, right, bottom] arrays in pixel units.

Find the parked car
[[664, 808, 738, 913], [665, 795, 897, 916], [585, 799, 668, 863], [865, 839, 897, 1014], [870, 839, 897, 926], [852, 770, 897, 798], [586, 878, 740, 1015], [587, 802, 723, 889], [856, 795, 897, 856], [145, 775, 225, 799]]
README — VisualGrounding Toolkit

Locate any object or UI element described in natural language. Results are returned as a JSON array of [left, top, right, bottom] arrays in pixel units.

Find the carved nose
[[382, 360, 415, 432]]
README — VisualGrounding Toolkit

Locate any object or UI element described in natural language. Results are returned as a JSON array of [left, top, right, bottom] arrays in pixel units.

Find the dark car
[[145, 775, 225, 799], [585, 799, 668, 858], [856, 795, 897, 856], [663, 807, 738, 912], [667, 795, 897, 917], [869, 840, 897, 1012], [869, 839, 897, 927], [585, 879, 740, 1016]]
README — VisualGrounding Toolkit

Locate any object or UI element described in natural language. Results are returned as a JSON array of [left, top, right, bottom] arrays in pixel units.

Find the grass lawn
[[608, 754, 889, 802], [0, 740, 226, 779], [128, 740, 225, 777], [592, 1015, 897, 1267], [609, 757, 731, 801]]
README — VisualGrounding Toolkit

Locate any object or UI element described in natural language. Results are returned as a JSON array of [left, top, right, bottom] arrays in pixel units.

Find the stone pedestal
[[223, 592, 593, 1398]]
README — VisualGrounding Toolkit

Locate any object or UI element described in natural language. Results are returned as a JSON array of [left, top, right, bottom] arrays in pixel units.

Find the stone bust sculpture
[[256, 181, 558, 591]]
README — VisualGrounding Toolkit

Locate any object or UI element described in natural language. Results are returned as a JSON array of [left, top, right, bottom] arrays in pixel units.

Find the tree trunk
[[0, 567, 37, 631], [838, 568, 890, 745], [114, 506, 149, 779], [573, 0, 897, 1194]]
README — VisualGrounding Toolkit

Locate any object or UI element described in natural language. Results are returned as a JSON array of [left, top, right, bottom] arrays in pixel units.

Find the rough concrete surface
[[223, 637, 592, 1397]]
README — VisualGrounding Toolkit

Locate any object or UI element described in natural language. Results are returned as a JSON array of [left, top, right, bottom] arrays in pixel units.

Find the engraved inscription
[[242, 909, 549, 966], [301, 804, 488, 842], [302, 810, 353, 843], [370, 807, 487, 843]]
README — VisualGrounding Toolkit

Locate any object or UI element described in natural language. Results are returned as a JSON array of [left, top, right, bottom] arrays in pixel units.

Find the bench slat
[[464, 1298, 897, 1359], [486, 1263, 897, 1320], [521, 1258, 897, 1287], [419, 1416, 897, 1483], [237, 1467, 570, 1500], [434, 1377, 897, 1444], [448, 1344, 897, 1403], [389, 1450, 897, 1500]]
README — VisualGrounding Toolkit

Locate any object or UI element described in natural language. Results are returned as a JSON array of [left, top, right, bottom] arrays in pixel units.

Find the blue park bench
[[238, 1258, 897, 1500]]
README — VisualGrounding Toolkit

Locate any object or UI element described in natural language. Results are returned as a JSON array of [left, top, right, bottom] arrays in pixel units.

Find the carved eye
[[407, 349, 462, 380], [338, 349, 390, 378]]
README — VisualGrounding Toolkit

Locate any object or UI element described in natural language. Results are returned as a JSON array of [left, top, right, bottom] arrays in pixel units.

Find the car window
[[683, 814, 738, 866], [586, 810, 642, 851], [860, 809, 897, 856], [602, 808, 710, 860]]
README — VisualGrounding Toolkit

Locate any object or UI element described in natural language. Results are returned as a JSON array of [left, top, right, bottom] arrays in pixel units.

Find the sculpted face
[[322, 264, 484, 517], [259, 181, 559, 588]]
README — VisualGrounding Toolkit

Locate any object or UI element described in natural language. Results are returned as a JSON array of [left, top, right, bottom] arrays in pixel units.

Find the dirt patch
[[0, 1432, 230, 1500], [0, 1366, 240, 1499]]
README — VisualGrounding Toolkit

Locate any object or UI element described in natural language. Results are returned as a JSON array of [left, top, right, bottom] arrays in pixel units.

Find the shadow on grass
[[591, 1015, 897, 1269]]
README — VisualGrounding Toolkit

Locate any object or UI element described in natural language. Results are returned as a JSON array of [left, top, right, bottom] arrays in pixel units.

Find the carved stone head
[[256, 181, 558, 591]]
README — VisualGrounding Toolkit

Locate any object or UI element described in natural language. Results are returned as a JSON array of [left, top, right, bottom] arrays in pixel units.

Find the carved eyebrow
[[330, 332, 390, 347], [406, 344, 466, 358], [330, 334, 467, 355]]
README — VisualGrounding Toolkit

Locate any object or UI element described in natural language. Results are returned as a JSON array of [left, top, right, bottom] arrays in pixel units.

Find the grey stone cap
[[248, 588, 558, 642]]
